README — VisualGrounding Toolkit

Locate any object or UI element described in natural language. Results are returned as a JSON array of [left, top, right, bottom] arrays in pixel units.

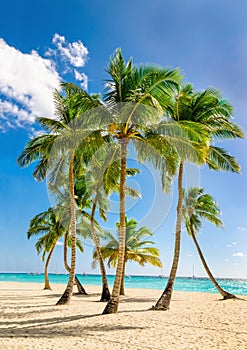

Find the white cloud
[[74, 70, 88, 90], [0, 38, 61, 130], [47, 34, 89, 89], [56, 240, 63, 246], [233, 252, 245, 257], [50, 33, 88, 68], [0, 35, 89, 131]]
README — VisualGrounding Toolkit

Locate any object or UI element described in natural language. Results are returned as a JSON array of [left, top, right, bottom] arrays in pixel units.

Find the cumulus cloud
[[46, 33, 89, 89], [74, 70, 88, 90], [0, 34, 89, 131], [51, 33, 88, 67], [0, 38, 61, 130], [238, 226, 247, 232], [56, 240, 63, 246], [233, 252, 245, 257]]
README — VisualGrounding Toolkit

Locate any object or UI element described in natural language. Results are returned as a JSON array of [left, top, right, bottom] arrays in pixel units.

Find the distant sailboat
[[158, 269, 166, 278], [192, 264, 196, 278]]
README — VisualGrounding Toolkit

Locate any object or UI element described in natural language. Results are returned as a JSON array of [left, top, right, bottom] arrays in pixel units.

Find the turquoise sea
[[0, 273, 247, 295]]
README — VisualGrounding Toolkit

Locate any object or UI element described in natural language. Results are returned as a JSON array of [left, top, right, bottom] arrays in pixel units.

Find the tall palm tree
[[86, 145, 141, 301], [84, 146, 122, 302], [63, 224, 88, 295], [93, 217, 162, 295], [152, 84, 243, 310], [18, 86, 102, 305], [68, 49, 197, 314], [183, 187, 236, 299]]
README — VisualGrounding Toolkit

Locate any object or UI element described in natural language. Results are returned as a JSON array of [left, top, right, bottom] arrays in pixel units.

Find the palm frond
[[206, 146, 241, 173]]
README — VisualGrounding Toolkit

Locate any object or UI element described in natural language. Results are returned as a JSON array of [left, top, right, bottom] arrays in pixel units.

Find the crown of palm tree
[[93, 217, 162, 269], [182, 187, 224, 236]]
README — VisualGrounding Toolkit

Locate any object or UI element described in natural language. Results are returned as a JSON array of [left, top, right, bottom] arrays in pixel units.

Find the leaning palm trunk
[[91, 195, 111, 301], [103, 139, 128, 314], [152, 161, 184, 310], [120, 259, 126, 295], [44, 241, 57, 290], [190, 226, 236, 299], [57, 153, 77, 305], [63, 228, 87, 295]]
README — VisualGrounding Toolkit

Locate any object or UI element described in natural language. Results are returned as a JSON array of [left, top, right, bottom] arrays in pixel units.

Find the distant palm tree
[[27, 207, 65, 290], [94, 217, 162, 295], [182, 187, 236, 299], [28, 206, 87, 293]]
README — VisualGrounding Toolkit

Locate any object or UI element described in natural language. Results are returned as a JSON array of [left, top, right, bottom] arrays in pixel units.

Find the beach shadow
[[1, 307, 62, 320], [0, 322, 145, 339], [119, 297, 158, 303], [0, 312, 146, 340]]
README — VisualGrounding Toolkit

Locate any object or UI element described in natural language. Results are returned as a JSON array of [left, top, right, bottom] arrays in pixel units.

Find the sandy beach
[[0, 282, 246, 350]]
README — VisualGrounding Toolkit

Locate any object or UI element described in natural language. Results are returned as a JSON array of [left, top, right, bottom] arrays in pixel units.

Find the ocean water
[[0, 273, 247, 295]]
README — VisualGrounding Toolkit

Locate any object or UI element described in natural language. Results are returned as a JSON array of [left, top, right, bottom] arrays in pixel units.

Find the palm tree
[[183, 187, 236, 299], [93, 217, 162, 295], [27, 207, 65, 290], [86, 145, 141, 301], [18, 86, 102, 305], [84, 147, 121, 302], [152, 84, 243, 310], [68, 49, 190, 314], [28, 206, 87, 293], [63, 224, 88, 295]]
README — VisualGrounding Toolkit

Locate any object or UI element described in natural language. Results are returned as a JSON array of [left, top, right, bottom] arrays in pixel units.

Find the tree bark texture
[[56, 153, 77, 305], [191, 226, 236, 300], [152, 161, 184, 310], [44, 241, 57, 290], [103, 139, 128, 314], [91, 195, 111, 301]]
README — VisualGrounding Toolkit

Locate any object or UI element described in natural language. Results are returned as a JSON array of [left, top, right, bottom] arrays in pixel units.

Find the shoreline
[[1, 274, 246, 296], [0, 282, 247, 349], [1, 271, 246, 279]]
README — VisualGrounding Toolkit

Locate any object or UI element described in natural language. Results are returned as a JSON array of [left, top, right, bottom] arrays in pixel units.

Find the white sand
[[0, 282, 246, 350]]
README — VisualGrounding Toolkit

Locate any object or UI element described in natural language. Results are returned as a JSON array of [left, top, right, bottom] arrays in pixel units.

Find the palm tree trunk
[[91, 195, 111, 301], [103, 139, 128, 314], [56, 153, 77, 305], [190, 226, 236, 299], [63, 228, 71, 272], [152, 161, 184, 310], [120, 259, 126, 295], [63, 228, 87, 295], [74, 275, 87, 295], [44, 240, 57, 290]]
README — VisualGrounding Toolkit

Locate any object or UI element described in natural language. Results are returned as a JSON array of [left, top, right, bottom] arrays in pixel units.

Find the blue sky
[[0, 0, 246, 278]]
